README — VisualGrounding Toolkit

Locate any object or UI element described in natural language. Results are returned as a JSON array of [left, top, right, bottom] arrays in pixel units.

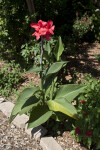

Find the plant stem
[[40, 36, 45, 104]]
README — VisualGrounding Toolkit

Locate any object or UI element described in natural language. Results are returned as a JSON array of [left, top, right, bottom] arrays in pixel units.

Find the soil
[[67, 43, 100, 78], [0, 43, 100, 150]]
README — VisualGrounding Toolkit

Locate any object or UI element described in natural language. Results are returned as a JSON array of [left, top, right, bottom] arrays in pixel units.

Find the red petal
[[49, 29, 54, 35], [39, 28, 47, 35], [51, 25, 55, 31], [38, 20, 47, 27], [47, 20, 53, 27], [32, 31, 40, 40], [30, 23, 39, 31]]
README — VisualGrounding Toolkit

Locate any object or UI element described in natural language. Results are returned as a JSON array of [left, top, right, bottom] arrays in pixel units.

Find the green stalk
[[40, 36, 45, 104]]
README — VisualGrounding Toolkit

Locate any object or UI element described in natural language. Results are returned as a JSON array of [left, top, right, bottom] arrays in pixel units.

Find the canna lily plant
[[9, 20, 85, 128]]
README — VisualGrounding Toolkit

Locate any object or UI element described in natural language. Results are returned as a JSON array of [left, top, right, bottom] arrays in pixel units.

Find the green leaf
[[28, 105, 52, 128], [55, 84, 86, 102], [47, 98, 77, 119], [9, 87, 39, 123], [43, 74, 56, 90], [54, 36, 64, 61], [19, 96, 39, 115], [46, 61, 67, 77], [0, 0, 2, 3], [26, 66, 42, 73]]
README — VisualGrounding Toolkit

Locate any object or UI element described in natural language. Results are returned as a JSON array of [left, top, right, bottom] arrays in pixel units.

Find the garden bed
[[0, 42, 100, 150]]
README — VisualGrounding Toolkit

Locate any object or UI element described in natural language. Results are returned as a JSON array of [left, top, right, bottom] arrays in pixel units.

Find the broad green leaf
[[46, 61, 67, 77], [47, 98, 77, 119], [54, 36, 64, 61], [19, 96, 39, 115], [9, 87, 39, 123], [55, 84, 86, 102], [43, 74, 56, 90], [0, 0, 2, 3], [28, 105, 52, 128], [26, 66, 42, 73]]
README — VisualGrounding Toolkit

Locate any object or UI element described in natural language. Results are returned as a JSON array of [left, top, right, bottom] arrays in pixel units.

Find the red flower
[[31, 20, 55, 40], [81, 100, 85, 104], [45, 66, 48, 68], [75, 127, 81, 134], [85, 131, 92, 136]]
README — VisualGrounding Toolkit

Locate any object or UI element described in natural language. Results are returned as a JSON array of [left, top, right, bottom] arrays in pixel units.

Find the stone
[[0, 97, 5, 103], [25, 125, 47, 140], [11, 124, 16, 129], [12, 114, 29, 129], [40, 136, 63, 150], [0, 102, 14, 117]]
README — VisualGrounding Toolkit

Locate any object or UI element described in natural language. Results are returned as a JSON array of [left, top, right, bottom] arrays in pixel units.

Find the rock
[[0, 97, 5, 103], [12, 114, 28, 129], [40, 136, 63, 150], [11, 124, 16, 129], [0, 102, 14, 117], [25, 124, 47, 140]]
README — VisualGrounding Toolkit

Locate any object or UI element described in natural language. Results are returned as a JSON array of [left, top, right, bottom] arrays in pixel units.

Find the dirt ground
[[67, 43, 100, 77]]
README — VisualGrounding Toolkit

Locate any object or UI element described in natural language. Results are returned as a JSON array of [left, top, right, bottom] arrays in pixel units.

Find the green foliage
[[28, 105, 52, 128], [55, 84, 85, 102], [21, 40, 41, 67], [54, 36, 64, 61], [47, 98, 77, 119], [0, 0, 36, 61], [10, 37, 85, 129], [9, 86, 39, 122], [72, 74, 100, 149], [92, 11, 100, 42], [73, 13, 94, 41], [0, 60, 23, 98], [46, 61, 67, 77], [21, 38, 57, 69]]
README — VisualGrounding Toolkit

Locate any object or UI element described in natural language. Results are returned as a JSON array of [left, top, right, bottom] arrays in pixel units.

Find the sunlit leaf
[[9, 87, 39, 123], [47, 98, 77, 119], [28, 105, 52, 128], [55, 84, 86, 102]]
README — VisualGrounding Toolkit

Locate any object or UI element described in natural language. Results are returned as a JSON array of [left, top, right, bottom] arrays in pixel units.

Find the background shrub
[[72, 74, 100, 149], [0, 60, 23, 98]]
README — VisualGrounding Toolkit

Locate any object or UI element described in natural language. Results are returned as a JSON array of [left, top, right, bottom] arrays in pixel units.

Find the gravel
[[55, 131, 88, 150], [0, 110, 42, 150]]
